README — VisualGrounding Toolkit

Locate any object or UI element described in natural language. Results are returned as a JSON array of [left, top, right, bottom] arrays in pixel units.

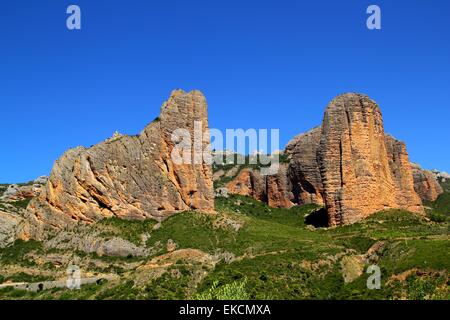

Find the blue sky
[[1, 0, 449, 183]]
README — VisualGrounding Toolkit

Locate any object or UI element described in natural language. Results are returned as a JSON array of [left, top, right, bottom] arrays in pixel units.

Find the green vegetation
[[1, 272, 53, 283], [439, 178, 450, 192], [0, 240, 43, 266], [0, 184, 7, 196], [424, 178, 450, 222], [10, 198, 32, 210], [213, 155, 288, 188], [97, 216, 156, 246], [0, 194, 448, 300], [216, 195, 320, 227], [195, 278, 250, 300], [145, 210, 250, 256], [425, 193, 450, 218]]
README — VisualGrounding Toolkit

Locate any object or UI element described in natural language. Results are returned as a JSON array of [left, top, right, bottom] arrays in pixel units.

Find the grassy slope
[[0, 195, 449, 300], [423, 179, 450, 222]]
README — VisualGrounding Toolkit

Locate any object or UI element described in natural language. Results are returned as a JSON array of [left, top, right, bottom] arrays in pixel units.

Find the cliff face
[[222, 93, 424, 225], [384, 136, 427, 208], [285, 126, 324, 206], [224, 126, 324, 209], [226, 169, 265, 202], [318, 94, 423, 225], [0, 210, 30, 248], [411, 163, 444, 201], [25, 90, 427, 234], [226, 164, 294, 208], [27, 90, 215, 238]]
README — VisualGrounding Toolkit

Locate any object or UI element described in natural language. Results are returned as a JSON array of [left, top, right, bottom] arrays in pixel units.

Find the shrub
[[194, 278, 250, 300]]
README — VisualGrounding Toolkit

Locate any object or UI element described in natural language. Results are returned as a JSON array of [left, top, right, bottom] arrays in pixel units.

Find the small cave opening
[[304, 208, 329, 228], [188, 190, 197, 197]]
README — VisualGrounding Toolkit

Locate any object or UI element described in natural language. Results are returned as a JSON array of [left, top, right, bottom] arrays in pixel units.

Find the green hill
[[1, 194, 448, 300]]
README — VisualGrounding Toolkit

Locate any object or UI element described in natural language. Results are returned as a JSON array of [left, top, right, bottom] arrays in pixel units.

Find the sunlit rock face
[[27, 90, 215, 239], [224, 93, 424, 226], [317, 94, 423, 226]]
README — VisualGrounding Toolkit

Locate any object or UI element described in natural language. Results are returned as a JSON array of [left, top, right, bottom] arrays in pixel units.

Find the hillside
[[424, 177, 450, 222], [0, 194, 448, 300]]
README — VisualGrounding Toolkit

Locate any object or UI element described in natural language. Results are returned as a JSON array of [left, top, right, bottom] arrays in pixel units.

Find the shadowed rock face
[[317, 94, 423, 225], [226, 164, 294, 208], [384, 136, 428, 207], [0, 210, 29, 248], [285, 126, 324, 206], [411, 163, 444, 201], [27, 90, 215, 239], [224, 127, 325, 209], [226, 169, 266, 202]]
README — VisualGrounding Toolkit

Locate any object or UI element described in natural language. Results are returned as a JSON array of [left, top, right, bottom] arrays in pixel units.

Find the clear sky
[[1, 0, 449, 183]]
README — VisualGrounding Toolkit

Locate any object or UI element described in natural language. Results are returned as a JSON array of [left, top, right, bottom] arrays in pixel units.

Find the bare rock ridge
[[223, 93, 426, 225], [27, 90, 215, 239]]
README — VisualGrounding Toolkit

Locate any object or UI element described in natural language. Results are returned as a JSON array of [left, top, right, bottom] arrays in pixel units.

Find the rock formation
[[0, 181, 46, 202], [266, 164, 294, 208], [226, 164, 294, 208], [222, 93, 424, 225], [411, 163, 443, 201], [226, 169, 267, 203], [318, 94, 423, 225], [0, 177, 47, 203], [0, 210, 29, 248], [432, 170, 450, 183], [285, 126, 324, 206], [45, 231, 149, 257], [27, 90, 215, 239]]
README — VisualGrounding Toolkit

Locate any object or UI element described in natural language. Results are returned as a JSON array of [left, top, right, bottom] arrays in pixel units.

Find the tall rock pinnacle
[[221, 93, 425, 226], [317, 93, 423, 225], [27, 90, 215, 238]]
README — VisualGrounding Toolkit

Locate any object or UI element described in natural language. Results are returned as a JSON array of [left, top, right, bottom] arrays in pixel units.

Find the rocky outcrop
[[226, 164, 294, 208], [27, 90, 215, 239], [0, 210, 29, 248], [318, 94, 423, 225], [0, 178, 47, 202], [45, 232, 149, 257], [285, 126, 324, 205], [432, 170, 450, 183], [223, 93, 424, 226], [384, 135, 425, 211], [411, 164, 443, 201], [266, 164, 294, 208], [226, 169, 267, 203], [34, 176, 49, 185]]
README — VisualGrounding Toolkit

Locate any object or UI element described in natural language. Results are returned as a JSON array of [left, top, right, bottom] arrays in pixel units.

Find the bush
[[194, 278, 250, 300], [341, 236, 376, 253], [428, 211, 448, 223], [0, 240, 43, 265]]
